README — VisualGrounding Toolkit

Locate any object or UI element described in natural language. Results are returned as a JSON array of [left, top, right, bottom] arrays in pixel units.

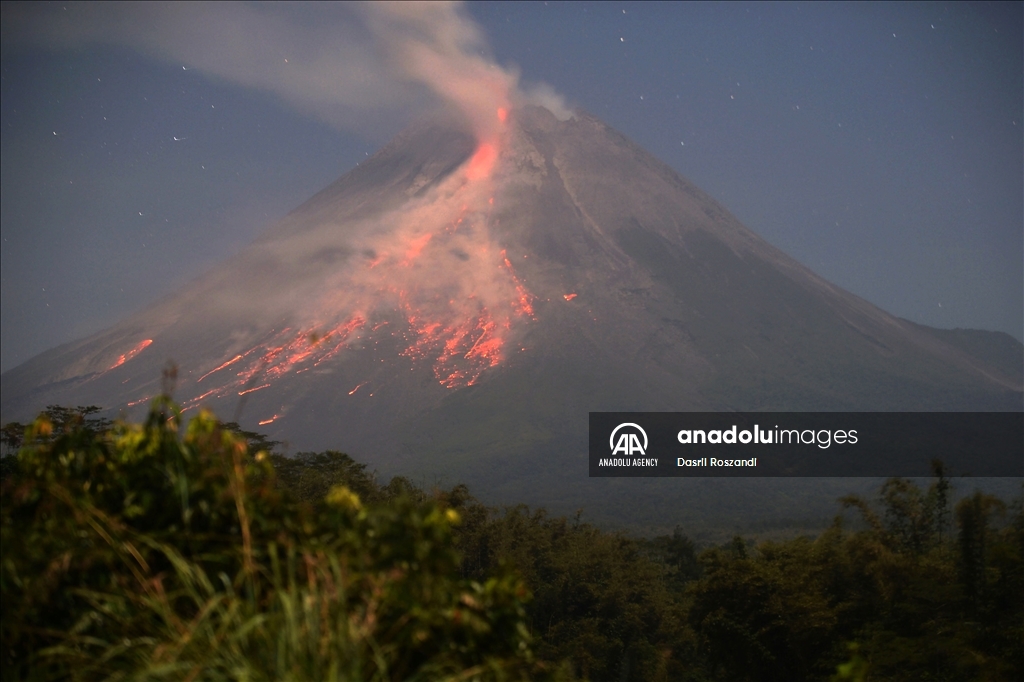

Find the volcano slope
[[3, 106, 1021, 532]]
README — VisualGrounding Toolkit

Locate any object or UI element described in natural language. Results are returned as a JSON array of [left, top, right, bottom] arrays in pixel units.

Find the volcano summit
[[3, 106, 1021, 527]]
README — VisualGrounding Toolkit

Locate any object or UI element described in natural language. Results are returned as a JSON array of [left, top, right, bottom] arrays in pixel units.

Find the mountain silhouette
[[3, 106, 1020, 530]]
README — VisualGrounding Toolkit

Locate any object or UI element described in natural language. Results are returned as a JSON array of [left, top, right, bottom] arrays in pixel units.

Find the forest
[[1, 401, 1021, 681]]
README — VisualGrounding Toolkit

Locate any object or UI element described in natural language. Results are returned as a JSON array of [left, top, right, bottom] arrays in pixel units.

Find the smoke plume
[[3, 1, 569, 139], [3, 1, 572, 399]]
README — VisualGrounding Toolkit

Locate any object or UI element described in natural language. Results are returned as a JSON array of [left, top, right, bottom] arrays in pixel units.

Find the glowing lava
[[401, 305, 506, 388], [108, 339, 152, 370], [502, 250, 535, 316], [177, 316, 367, 410], [563, 293, 577, 301], [403, 233, 433, 263], [465, 142, 497, 181], [198, 354, 244, 382], [174, 108, 535, 410]]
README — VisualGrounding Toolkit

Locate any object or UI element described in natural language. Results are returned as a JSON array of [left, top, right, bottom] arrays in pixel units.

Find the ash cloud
[[4, 1, 570, 139], [132, 151, 538, 400], [2, 1, 566, 391]]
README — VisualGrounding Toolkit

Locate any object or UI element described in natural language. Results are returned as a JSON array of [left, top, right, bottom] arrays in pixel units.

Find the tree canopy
[[2, 401, 1020, 680]]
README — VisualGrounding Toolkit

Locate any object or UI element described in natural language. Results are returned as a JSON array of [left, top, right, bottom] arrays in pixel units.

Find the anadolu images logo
[[610, 423, 648, 456]]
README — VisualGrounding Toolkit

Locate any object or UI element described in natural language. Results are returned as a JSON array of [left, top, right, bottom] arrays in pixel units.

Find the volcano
[[3, 106, 1021, 530]]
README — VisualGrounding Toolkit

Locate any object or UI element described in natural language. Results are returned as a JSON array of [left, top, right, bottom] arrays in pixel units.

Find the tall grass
[[1, 399, 557, 681]]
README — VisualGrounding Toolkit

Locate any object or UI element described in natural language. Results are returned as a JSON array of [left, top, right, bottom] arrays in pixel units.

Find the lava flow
[[107, 339, 152, 371], [179, 316, 368, 411], [465, 142, 497, 181], [171, 107, 534, 409]]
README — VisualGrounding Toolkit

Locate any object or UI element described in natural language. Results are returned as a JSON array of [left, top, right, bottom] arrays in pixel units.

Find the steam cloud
[[4, 1, 570, 138], [4, 1, 571, 397], [165, 143, 541, 397]]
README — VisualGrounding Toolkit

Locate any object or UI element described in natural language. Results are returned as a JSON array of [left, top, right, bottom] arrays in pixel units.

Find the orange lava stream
[[198, 354, 244, 382], [177, 108, 534, 407], [401, 305, 506, 388], [501, 250, 535, 317], [403, 233, 433, 263], [563, 293, 578, 301], [180, 316, 367, 409], [312, 316, 367, 366], [465, 142, 497, 181], [108, 339, 153, 370]]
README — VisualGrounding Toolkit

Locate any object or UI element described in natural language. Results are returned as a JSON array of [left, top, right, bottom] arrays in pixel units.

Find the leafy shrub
[[1, 398, 552, 681]]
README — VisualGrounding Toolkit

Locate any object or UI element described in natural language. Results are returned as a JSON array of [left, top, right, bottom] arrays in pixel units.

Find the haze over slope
[[3, 106, 1020, 529]]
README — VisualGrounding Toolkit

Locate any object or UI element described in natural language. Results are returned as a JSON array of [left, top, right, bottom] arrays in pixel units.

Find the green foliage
[[218, 420, 283, 457], [2, 405, 110, 458], [266, 455, 693, 681], [272, 451, 387, 507], [688, 534, 841, 680], [450, 506, 691, 681], [685, 476, 1023, 681], [3, 402, 1021, 681], [831, 643, 869, 682], [644, 527, 702, 590], [0, 399, 551, 681], [1, 420, 26, 457]]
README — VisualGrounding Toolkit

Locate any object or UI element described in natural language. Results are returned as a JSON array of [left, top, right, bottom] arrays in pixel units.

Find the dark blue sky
[[2, 1, 1021, 373]]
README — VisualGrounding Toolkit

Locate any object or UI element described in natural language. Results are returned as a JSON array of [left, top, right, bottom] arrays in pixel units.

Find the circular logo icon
[[610, 423, 648, 456]]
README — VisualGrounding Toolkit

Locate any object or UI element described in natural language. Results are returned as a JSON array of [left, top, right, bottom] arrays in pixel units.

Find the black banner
[[589, 413, 1023, 477]]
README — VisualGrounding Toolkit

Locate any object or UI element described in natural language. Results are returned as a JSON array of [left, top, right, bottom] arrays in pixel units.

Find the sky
[[1, 1, 1021, 374]]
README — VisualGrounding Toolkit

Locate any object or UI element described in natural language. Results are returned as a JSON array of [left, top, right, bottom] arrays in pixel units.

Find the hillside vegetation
[[2, 402, 1021, 680]]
